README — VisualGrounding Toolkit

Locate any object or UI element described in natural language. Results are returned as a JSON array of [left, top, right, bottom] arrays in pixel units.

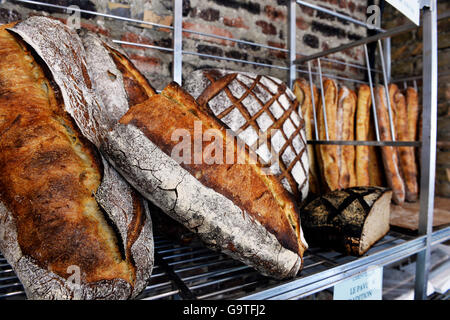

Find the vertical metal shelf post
[[288, 0, 297, 89], [415, 0, 438, 300], [173, 0, 183, 85]]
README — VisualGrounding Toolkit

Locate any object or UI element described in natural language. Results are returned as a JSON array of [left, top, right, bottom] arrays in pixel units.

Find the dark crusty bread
[[300, 187, 392, 256], [293, 78, 321, 195], [101, 82, 307, 279], [0, 18, 153, 299], [184, 69, 310, 202]]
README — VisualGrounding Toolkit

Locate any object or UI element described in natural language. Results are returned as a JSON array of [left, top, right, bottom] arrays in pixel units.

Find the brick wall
[[382, 1, 450, 198], [0, 0, 370, 91]]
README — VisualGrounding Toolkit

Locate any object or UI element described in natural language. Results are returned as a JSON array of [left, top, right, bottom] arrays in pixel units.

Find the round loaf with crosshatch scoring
[[300, 186, 392, 256], [0, 17, 154, 300], [183, 69, 310, 202]]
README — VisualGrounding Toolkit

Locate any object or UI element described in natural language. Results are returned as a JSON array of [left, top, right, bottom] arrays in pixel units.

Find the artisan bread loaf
[[183, 69, 309, 202], [374, 85, 405, 204], [337, 86, 357, 189], [0, 18, 153, 299], [74, 34, 308, 278], [293, 78, 321, 195], [316, 79, 339, 191], [300, 187, 392, 256], [393, 90, 419, 202], [355, 84, 385, 187], [102, 82, 307, 279]]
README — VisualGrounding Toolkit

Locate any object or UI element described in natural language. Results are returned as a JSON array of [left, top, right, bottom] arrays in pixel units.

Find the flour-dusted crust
[[184, 69, 309, 201], [102, 124, 302, 279], [1, 17, 154, 299]]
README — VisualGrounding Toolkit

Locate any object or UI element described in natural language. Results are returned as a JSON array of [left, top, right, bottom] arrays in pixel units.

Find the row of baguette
[[293, 78, 421, 205]]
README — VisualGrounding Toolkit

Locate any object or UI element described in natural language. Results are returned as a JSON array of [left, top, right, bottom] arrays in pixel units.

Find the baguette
[[355, 84, 372, 186], [0, 18, 153, 299], [337, 86, 357, 189], [394, 91, 419, 202], [374, 85, 405, 204], [316, 79, 339, 192], [293, 78, 321, 195], [184, 69, 310, 202]]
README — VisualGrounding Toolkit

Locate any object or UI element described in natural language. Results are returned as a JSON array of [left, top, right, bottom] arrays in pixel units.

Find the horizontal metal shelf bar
[[183, 50, 289, 70], [183, 29, 289, 52], [182, 265, 250, 283], [141, 290, 179, 300], [112, 40, 174, 52], [190, 273, 254, 291], [320, 57, 382, 74], [307, 140, 421, 146], [162, 248, 211, 260], [240, 227, 450, 300], [0, 291, 24, 299], [175, 259, 236, 274], [296, 68, 368, 84], [197, 281, 260, 299], [168, 253, 222, 267], [0, 282, 22, 290], [295, 23, 417, 64], [11, 0, 174, 30], [296, 0, 385, 31]]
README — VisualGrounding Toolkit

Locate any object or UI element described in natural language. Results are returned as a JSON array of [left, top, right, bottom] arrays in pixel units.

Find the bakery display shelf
[[0, 0, 445, 299], [0, 222, 448, 300]]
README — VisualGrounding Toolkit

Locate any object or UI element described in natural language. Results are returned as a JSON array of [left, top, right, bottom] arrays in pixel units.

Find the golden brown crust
[[0, 25, 134, 285], [375, 85, 405, 204], [337, 87, 357, 189], [406, 87, 419, 142], [355, 84, 371, 186], [120, 82, 306, 256], [394, 91, 419, 202], [105, 46, 156, 107], [316, 79, 339, 191], [293, 78, 321, 195]]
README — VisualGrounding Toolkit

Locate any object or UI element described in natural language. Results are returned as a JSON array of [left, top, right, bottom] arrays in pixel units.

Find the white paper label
[[333, 266, 383, 300], [386, 0, 421, 26]]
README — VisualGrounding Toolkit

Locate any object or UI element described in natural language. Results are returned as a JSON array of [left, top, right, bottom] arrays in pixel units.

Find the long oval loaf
[[300, 187, 392, 256], [1, 18, 154, 299], [374, 85, 405, 204], [74, 32, 308, 278], [183, 69, 310, 202]]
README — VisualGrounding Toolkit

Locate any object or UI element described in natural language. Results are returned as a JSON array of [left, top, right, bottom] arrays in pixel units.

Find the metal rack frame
[[0, 0, 449, 300]]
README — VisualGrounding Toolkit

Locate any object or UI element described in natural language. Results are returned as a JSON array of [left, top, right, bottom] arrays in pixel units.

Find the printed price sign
[[333, 266, 383, 300], [386, 0, 421, 26]]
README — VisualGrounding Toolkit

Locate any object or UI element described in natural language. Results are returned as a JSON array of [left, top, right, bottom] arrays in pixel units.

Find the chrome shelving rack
[[0, 0, 449, 300]]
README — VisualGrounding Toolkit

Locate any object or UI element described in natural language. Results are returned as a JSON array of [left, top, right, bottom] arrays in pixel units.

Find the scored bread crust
[[374, 85, 405, 204], [102, 83, 307, 278], [183, 69, 310, 202], [293, 78, 321, 195], [2, 18, 154, 299]]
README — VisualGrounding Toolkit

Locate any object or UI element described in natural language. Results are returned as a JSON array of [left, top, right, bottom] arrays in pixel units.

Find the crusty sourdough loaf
[[300, 187, 392, 256], [71, 31, 308, 278], [102, 82, 308, 279], [183, 69, 310, 202], [293, 78, 321, 196], [0, 18, 154, 299]]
